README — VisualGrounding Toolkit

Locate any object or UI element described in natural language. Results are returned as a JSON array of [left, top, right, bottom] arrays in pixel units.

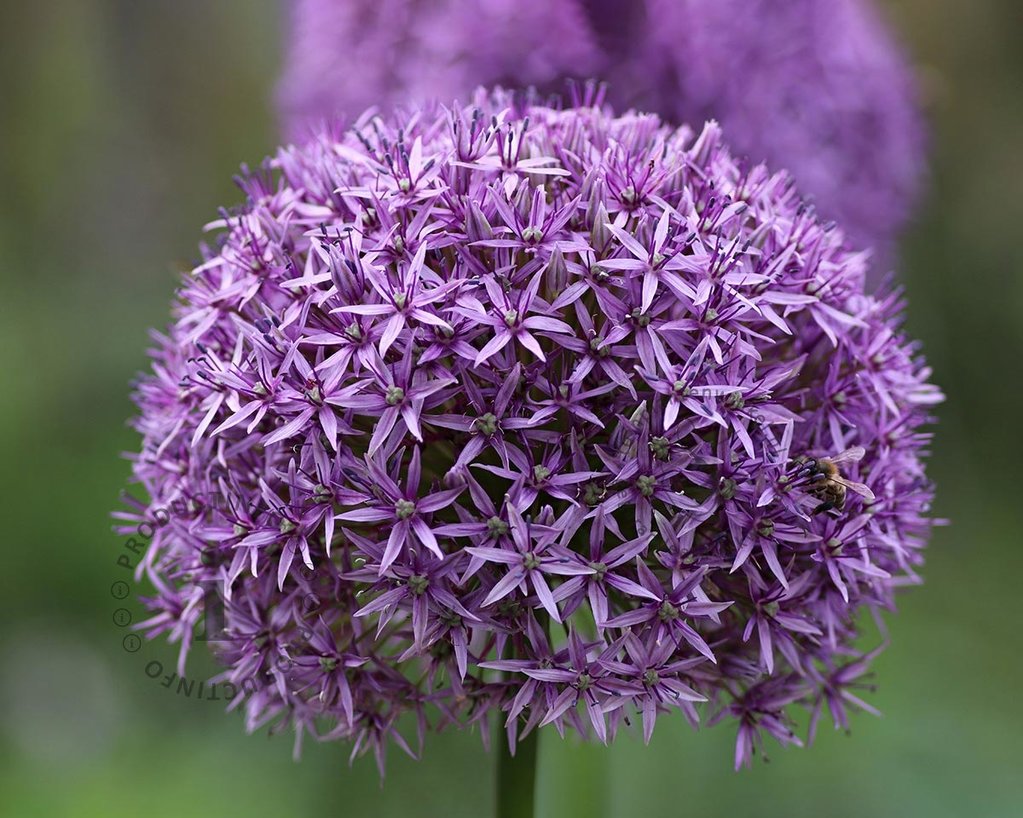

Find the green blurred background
[[1, 1, 1020, 815]]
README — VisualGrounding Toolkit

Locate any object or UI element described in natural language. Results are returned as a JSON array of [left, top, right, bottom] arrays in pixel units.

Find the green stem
[[496, 726, 538, 818]]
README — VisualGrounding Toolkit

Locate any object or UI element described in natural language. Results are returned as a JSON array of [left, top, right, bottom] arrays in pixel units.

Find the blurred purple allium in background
[[121, 91, 940, 772], [277, 0, 926, 260]]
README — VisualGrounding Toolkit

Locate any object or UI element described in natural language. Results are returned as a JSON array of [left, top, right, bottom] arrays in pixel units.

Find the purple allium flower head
[[276, 0, 926, 262], [121, 90, 941, 772], [276, 0, 601, 141]]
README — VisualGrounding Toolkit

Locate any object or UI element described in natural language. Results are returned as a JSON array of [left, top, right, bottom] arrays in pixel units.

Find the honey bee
[[794, 446, 875, 514]]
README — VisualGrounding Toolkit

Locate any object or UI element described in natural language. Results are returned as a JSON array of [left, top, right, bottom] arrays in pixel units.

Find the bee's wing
[[831, 475, 875, 501], [830, 446, 866, 464]]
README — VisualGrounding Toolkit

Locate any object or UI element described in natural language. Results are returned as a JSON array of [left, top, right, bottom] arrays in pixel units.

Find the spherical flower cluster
[[123, 91, 940, 772], [276, 0, 600, 141], [276, 0, 926, 258]]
